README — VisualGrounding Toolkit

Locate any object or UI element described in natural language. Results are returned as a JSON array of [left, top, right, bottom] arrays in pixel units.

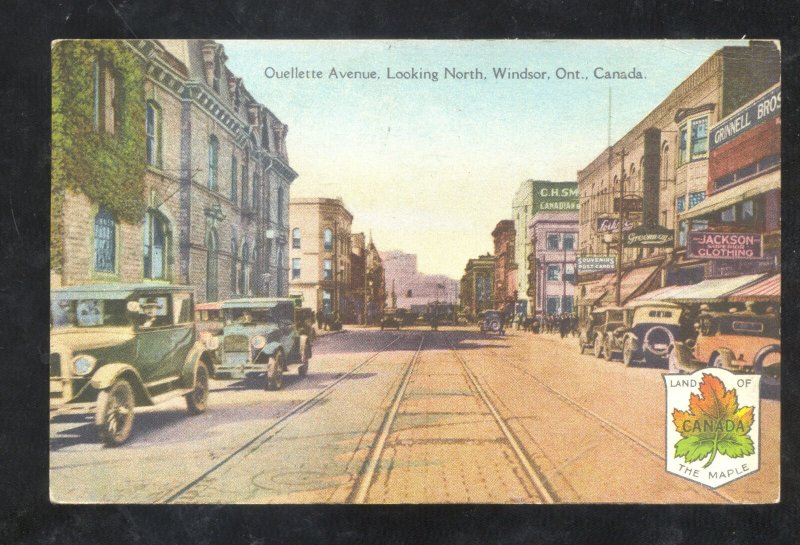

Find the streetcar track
[[483, 338, 737, 504], [445, 333, 557, 504], [157, 333, 405, 504], [349, 335, 425, 503]]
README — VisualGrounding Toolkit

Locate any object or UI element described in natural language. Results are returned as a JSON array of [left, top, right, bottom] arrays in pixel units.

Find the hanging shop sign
[[613, 195, 643, 213], [533, 181, 579, 212], [596, 217, 636, 233], [577, 255, 617, 273], [686, 232, 763, 260], [624, 225, 675, 248]]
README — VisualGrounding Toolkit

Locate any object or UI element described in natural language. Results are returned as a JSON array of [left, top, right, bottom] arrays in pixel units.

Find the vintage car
[[214, 298, 311, 389], [380, 309, 402, 330], [294, 307, 317, 340], [577, 310, 602, 353], [50, 284, 216, 446], [668, 310, 780, 387], [590, 306, 628, 360], [479, 310, 506, 335], [621, 301, 684, 367]]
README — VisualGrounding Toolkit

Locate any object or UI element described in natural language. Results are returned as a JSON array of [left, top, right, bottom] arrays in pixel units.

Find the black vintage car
[[589, 306, 628, 360], [380, 309, 402, 330], [621, 301, 685, 367], [480, 311, 506, 335]]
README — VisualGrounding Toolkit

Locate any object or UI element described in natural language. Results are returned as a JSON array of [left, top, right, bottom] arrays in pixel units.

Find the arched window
[[661, 143, 671, 182], [230, 154, 238, 202], [145, 102, 161, 167], [292, 228, 301, 249], [206, 229, 219, 301], [94, 206, 116, 273], [208, 135, 219, 190], [143, 210, 169, 279], [323, 228, 333, 251], [230, 235, 238, 293], [277, 186, 284, 226]]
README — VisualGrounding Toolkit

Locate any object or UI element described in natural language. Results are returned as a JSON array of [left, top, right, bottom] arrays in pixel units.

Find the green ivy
[[51, 40, 147, 271]]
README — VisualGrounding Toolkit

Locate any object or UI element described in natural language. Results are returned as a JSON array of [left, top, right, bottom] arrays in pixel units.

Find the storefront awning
[[679, 169, 780, 221], [726, 273, 780, 302], [594, 265, 659, 306], [634, 274, 766, 304], [578, 272, 616, 306]]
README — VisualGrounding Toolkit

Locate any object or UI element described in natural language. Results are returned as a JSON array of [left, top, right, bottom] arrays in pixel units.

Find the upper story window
[[323, 228, 333, 251], [292, 228, 301, 249], [688, 191, 706, 209], [93, 58, 120, 134], [292, 258, 301, 279], [563, 233, 575, 251], [145, 102, 161, 167], [678, 116, 709, 165], [94, 206, 116, 273], [230, 154, 238, 202], [323, 259, 333, 281], [547, 264, 560, 281], [546, 234, 560, 250], [678, 126, 688, 165], [676, 196, 686, 213], [277, 186, 285, 226], [208, 135, 219, 190]]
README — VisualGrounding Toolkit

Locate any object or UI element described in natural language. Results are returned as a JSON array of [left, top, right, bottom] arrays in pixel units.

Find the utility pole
[[615, 148, 627, 307]]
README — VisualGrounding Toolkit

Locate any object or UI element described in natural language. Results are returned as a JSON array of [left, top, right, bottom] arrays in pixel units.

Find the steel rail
[[158, 333, 404, 504], [349, 334, 426, 503]]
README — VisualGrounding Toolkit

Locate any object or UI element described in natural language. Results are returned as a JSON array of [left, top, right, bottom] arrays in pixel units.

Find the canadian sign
[[533, 181, 578, 212], [596, 217, 636, 233], [686, 232, 763, 260], [664, 368, 760, 488], [624, 225, 674, 248], [577, 255, 616, 273], [710, 86, 781, 151]]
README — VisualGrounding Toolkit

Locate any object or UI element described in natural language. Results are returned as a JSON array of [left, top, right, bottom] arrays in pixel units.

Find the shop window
[[546, 234, 560, 250], [94, 207, 116, 273], [292, 258, 301, 280], [688, 191, 705, 209], [292, 228, 301, 249], [547, 264, 560, 281]]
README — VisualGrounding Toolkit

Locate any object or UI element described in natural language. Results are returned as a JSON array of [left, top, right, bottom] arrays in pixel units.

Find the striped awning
[[633, 274, 766, 304], [726, 273, 780, 301], [594, 265, 660, 306], [578, 272, 616, 306]]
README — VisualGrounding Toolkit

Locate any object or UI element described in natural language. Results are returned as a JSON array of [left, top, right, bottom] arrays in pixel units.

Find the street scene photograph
[[49, 39, 781, 504]]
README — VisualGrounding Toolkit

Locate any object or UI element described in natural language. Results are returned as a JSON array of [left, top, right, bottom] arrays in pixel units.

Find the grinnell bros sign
[[687, 232, 763, 260]]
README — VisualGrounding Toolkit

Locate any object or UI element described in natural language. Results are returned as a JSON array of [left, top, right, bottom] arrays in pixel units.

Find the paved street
[[50, 327, 779, 504]]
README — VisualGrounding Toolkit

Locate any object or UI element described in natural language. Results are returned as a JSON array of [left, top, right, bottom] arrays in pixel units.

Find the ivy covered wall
[[51, 41, 147, 272]]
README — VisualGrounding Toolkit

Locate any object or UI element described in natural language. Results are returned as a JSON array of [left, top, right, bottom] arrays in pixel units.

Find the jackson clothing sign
[[686, 232, 763, 260]]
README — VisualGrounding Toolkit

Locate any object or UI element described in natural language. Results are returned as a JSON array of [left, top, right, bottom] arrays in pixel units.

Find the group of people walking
[[513, 312, 578, 338]]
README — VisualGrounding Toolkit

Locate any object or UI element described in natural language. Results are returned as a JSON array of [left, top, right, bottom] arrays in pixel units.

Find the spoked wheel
[[266, 352, 284, 391], [623, 338, 635, 367], [603, 339, 613, 361], [186, 363, 209, 414], [593, 336, 604, 359], [96, 379, 135, 447]]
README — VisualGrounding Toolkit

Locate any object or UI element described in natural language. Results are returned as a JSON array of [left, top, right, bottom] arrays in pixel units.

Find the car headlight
[[206, 336, 220, 350], [71, 355, 96, 376], [251, 335, 267, 350]]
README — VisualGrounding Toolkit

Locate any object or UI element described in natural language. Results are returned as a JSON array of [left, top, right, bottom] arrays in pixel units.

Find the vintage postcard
[[49, 39, 780, 504]]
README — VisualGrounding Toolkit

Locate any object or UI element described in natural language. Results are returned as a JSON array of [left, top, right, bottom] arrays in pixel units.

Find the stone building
[[527, 212, 578, 316], [381, 250, 459, 310], [491, 220, 517, 314], [349, 233, 387, 324], [460, 254, 495, 319], [288, 197, 353, 318], [575, 41, 779, 317], [52, 39, 297, 303]]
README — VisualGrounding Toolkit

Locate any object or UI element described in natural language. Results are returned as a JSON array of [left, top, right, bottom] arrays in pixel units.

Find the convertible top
[[52, 283, 194, 301]]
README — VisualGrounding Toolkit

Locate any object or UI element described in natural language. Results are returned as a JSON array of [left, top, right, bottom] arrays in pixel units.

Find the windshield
[[224, 308, 274, 324], [51, 299, 131, 328]]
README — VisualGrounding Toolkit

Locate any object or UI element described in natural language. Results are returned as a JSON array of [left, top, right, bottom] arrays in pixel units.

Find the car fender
[[754, 344, 780, 367], [90, 363, 152, 406], [299, 334, 311, 361], [181, 344, 215, 388], [255, 341, 284, 363], [711, 348, 736, 368]]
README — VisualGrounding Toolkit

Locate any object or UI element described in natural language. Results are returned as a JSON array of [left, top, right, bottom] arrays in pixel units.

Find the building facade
[[575, 41, 779, 316], [460, 254, 495, 319], [527, 212, 578, 316], [491, 220, 517, 314], [288, 198, 353, 317], [381, 250, 459, 310], [349, 233, 387, 323], [52, 39, 297, 303]]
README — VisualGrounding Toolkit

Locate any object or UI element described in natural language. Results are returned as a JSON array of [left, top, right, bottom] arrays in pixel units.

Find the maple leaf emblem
[[672, 373, 755, 469]]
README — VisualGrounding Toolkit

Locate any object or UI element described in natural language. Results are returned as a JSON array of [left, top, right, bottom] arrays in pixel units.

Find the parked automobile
[[591, 306, 628, 360], [577, 310, 603, 353], [621, 301, 685, 367], [380, 309, 402, 330], [479, 310, 505, 335], [50, 284, 216, 446], [214, 298, 311, 389], [668, 310, 780, 387]]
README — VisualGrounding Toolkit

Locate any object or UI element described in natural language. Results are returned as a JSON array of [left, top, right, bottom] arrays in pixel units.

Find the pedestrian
[[316, 311, 323, 331], [559, 314, 569, 338]]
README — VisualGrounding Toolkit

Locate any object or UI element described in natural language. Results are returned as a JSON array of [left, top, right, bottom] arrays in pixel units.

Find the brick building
[[349, 233, 387, 324], [460, 254, 495, 319], [575, 41, 779, 317], [491, 220, 517, 314], [52, 39, 297, 303]]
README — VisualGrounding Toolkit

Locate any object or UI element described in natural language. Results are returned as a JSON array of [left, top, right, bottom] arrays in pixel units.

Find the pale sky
[[221, 40, 745, 279]]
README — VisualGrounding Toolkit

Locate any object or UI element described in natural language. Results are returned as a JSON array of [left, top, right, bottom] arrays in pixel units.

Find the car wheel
[[593, 336, 604, 359], [96, 379, 135, 447], [623, 338, 634, 367], [185, 363, 209, 415], [266, 352, 284, 391], [711, 354, 725, 368], [603, 338, 613, 361], [754, 345, 780, 388], [298, 342, 311, 377]]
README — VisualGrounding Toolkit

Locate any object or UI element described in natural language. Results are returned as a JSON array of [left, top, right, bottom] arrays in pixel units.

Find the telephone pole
[[615, 148, 627, 307]]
